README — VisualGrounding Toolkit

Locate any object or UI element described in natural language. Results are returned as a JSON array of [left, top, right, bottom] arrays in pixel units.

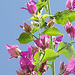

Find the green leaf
[[34, 49, 59, 62], [42, 14, 52, 19], [55, 10, 75, 25], [58, 42, 75, 60], [42, 49, 59, 61], [36, 2, 46, 12], [43, 27, 63, 36], [17, 32, 33, 44]]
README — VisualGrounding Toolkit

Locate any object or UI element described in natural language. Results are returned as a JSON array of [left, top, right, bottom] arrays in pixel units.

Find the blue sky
[[0, 0, 75, 75]]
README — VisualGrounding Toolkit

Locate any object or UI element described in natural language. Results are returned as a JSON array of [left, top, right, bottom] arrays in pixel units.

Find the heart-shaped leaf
[[43, 27, 63, 36], [42, 49, 59, 61], [17, 32, 33, 44], [34, 49, 59, 62]]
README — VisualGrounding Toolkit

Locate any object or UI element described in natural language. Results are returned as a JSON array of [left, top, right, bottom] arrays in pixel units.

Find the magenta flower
[[38, 61, 47, 74], [59, 55, 75, 75], [33, 34, 50, 50], [20, 22, 31, 33], [20, 0, 37, 15], [66, 0, 75, 10], [64, 20, 74, 34], [20, 54, 35, 73], [52, 35, 63, 47], [21, 45, 37, 61], [64, 20, 75, 38], [63, 55, 75, 75], [5, 44, 21, 59]]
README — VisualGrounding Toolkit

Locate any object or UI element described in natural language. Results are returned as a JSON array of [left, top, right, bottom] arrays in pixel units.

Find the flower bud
[[38, 61, 47, 74], [47, 18, 56, 28], [59, 62, 66, 73], [20, 22, 32, 33]]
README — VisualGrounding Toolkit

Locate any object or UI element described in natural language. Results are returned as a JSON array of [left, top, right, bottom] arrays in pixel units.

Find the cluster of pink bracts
[[64, 20, 75, 38], [59, 56, 75, 75], [20, 0, 37, 15], [66, 0, 75, 10], [6, 34, 63, 75], [6, 0, 75, 75], [5, 34, 75, 75]]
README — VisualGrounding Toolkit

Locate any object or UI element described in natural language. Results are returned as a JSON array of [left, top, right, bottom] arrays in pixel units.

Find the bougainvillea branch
[[6, 0, 75, 75]]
